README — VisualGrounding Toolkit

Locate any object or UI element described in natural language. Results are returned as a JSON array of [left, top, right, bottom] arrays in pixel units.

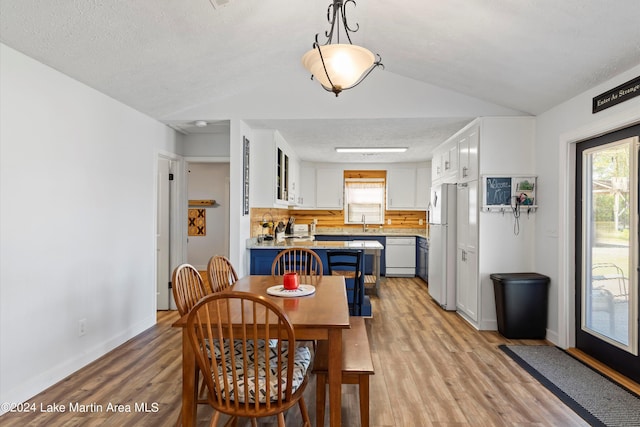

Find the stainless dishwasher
[[385, 237, 416, 277]]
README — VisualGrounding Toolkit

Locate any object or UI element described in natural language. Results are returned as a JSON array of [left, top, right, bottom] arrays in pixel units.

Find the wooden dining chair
[[172, 263, 207, 316], [206, 255, 238, 293], [271, 247, 323, 284], [187, 291, 312, 427]]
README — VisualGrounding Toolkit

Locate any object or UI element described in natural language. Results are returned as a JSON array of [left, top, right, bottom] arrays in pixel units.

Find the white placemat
[[266, 284, 316, 297]]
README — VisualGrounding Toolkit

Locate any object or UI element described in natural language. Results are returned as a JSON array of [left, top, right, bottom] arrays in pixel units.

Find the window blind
[[344, 178, 385, 224]]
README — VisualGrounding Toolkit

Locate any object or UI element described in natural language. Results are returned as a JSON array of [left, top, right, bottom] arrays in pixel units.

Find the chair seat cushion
[[206, 339, 279, 360], [213, 343, 311, 403]]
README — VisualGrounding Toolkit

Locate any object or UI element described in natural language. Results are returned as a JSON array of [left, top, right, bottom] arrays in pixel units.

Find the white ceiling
[[2, 0, 640, 162]]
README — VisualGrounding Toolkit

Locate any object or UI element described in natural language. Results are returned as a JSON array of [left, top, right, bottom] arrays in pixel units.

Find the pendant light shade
[[302, 0, 383, 96], [302, 44, 376, 93]]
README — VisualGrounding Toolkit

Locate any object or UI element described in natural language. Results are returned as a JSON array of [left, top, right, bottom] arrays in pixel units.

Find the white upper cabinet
[[387, 166, 431, 210], [387, 168, 417, 209], [458, 125, 479, 183], [315, 168, 344, 209], [250, 130, 299, 208], [274, 131, 299, 206], [287, 152, 299, 205], [432, 138, 458, 184], [296, 163, 316, 208], [415, 166, 431, 209]]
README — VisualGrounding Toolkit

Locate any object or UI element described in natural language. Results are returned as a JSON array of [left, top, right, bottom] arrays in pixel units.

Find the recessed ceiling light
[[335, 147, 408, 153]]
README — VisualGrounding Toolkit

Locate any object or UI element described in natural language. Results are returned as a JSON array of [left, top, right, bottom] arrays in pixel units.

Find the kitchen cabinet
[[275, 146, 289, 204], [387, 168, 416, 209], [250, 130, 299, 208], [315, 168, 344, 209], [456, 181, 479, 322], [387, 166, 430, 210], [274, 131, 299, 206], [296, 163, 316, 208], [416, 167, 431, 210], [458, 125, 479, 183], [416, 236, 428, 282], [432, 138, 458, 184], [287, 152, 299, 205], [443, 117, 536, 331], [416, 166, 431, 209]]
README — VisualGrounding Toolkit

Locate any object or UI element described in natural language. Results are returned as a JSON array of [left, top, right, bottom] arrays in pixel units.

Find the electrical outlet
[[419, 218, 424, 225], [78, 318, 87, 336], [387, 218, 392, 225]]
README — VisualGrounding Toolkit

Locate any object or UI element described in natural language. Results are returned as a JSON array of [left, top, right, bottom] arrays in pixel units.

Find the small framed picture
[[242, 136, 250, 215]]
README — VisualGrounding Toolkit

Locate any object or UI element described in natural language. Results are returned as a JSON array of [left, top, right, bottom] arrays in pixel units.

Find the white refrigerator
[[427, 183, 457, 310]]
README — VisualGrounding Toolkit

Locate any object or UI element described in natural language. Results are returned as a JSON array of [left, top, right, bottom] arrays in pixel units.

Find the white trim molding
[[558, 107, 640, 349]]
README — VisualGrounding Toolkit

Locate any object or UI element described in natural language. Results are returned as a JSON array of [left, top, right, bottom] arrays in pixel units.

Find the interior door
[[575, 125, 639, 383], [156, 157, 171, 310]]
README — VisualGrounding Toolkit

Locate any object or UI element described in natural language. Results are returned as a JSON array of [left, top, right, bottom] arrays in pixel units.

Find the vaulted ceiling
[[2, 0, 640, 162]]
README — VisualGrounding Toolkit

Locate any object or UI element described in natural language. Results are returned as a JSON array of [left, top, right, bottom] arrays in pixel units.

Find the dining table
[[172, 274, 351, 427]]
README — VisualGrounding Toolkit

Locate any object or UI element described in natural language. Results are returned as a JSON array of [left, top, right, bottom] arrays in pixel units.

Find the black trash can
[[490, 273, 550, 339]]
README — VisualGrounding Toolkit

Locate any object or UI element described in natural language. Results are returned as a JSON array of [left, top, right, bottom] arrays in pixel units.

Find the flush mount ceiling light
[[193, 120, 208, 127], [302, 0, 383, 97], [335, 147, 407, 153]]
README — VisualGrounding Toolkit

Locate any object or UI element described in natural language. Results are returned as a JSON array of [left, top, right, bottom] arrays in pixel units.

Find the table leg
[[180, 329, 198, 427], [327, 328, 343, 427], [374, 251, 380, 296]]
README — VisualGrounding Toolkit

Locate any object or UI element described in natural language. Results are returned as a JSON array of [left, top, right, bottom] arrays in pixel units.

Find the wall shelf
[[188, 199, 215, 206]]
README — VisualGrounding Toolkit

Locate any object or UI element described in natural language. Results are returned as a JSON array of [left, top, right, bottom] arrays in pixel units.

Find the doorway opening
[[575, 124, 639, 382], [186, 162, 231, 270]]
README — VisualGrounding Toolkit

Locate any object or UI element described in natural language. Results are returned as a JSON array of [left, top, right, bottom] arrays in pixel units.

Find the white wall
[[229, 120, 254, 276], [0, 44, 180, 408], [534, 64, 640, 346], [478, 117, 537, 330], [186, 163, 230, 268], [181, 132, 230, 158]]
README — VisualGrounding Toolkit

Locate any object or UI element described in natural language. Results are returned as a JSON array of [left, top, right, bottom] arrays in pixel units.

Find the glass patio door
[[575, 125, 639, 383]]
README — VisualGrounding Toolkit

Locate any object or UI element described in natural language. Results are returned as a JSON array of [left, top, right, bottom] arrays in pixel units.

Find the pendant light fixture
[[301, 0, 383, 96]]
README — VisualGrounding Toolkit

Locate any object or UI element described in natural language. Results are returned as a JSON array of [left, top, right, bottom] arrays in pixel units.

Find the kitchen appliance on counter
[[286, 224, 315, 241], [285, 217, 295, 234], [275, 221, 286, 242], [260, 213, 275, 241], [428, 183, 457, 310]]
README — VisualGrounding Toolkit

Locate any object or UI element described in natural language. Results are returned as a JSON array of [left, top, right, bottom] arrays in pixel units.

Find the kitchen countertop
[[247, 238, 385, 250], [313, 228, 428, 238]]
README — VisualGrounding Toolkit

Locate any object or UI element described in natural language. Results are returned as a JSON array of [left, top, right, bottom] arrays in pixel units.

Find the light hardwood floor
[[4, 276, 633, 426]]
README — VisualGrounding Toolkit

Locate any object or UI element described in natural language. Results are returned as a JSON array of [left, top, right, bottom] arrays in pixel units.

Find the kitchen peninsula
[[247, 238, 384, 316]]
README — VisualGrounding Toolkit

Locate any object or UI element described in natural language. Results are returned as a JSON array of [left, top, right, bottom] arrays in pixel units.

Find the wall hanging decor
[[482, 175, 537, 212], [188, 208, 206, 236], [243, 136, 250, 215]]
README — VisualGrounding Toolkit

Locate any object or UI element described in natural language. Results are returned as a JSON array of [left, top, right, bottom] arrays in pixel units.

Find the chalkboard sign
[[485, 177, 512, 205]]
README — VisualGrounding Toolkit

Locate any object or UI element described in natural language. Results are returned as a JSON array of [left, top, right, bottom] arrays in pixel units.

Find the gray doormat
[[500, 345, 640, 427]]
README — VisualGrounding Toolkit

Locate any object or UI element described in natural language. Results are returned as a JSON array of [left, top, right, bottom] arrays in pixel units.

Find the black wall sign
[[592, 75, 640, 113]]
